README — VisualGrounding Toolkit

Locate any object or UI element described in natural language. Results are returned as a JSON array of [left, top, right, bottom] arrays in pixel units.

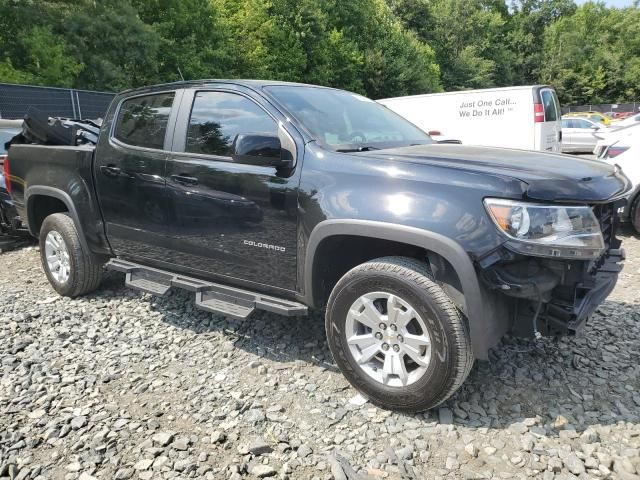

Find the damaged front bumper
[[479, 202, 625, 337]]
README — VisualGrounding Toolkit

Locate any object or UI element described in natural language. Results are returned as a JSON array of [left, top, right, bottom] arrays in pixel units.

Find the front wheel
[[39, 213, 103, 297], [326, 256, 474, 412]]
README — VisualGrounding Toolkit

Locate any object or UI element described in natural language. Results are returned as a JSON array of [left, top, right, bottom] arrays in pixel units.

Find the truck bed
[[7, 143, 110, 256]]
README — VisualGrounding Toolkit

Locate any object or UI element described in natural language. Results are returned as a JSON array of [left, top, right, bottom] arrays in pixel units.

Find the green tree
[[389, 0, 513, 90], [132, 0, 231, 82], [507, 0, 577, 86], [0, 2, 82, 87], [539, 2, 639, 104], [59, 0, 162, 90]]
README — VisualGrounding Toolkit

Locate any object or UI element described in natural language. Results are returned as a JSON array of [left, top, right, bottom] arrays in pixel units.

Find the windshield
[[264, 86, 432, 151]]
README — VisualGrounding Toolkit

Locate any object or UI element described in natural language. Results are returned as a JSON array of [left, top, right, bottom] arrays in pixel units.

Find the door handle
[[100, 165, 121, 177], [171, 174, 199, 185]]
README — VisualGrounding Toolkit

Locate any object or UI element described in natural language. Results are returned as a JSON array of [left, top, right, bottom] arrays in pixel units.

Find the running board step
[[106, 258, 307, 320]]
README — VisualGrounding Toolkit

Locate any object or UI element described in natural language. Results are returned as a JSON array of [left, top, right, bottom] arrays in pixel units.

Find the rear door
[[95, 90, 180, 259], [536, 87, 562, 152]]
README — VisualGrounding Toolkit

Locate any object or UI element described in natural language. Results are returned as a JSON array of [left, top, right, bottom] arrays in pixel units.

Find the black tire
[[631, 194, 640, 234], [39, 213, 103, 297], [326, 256, 474, 412]]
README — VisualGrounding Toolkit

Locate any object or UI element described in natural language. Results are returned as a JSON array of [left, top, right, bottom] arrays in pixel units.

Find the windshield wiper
[[336, 146, 381, 152]]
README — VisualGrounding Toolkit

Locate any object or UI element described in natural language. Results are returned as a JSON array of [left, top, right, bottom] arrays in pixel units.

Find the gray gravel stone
[[564, 454, 585, 475], [70, 416, 87, 430], [249, 439, 274, 456], [172, 436, 190, 451], [134, 459, 153, 471], [1, 235, 639, 479], [249, 464, 276, 477], [152, 432, 174, 447], [297, 444, 313, 458], [438, 408, 454, 425]]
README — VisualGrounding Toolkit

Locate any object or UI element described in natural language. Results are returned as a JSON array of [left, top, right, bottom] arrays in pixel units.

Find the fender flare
[[305, 219, 492, 359], [25, 186, 91, 253]]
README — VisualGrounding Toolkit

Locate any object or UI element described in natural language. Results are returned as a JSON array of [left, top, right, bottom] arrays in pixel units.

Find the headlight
[[484, 198, 604, 259]]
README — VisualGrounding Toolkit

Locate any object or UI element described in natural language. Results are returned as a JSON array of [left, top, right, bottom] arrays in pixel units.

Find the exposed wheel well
[[310, 235, 466, 313], [28, 195, 68, 235]]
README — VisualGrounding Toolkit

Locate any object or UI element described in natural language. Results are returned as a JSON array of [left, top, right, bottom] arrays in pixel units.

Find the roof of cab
[[119, 79, 336, 96]]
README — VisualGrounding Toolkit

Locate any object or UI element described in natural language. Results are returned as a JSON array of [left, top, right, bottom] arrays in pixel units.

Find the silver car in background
[[561, 117, 604, 153]]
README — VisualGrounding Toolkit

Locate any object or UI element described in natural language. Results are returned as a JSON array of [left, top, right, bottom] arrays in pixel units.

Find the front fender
[[305, 219, 506, 359]]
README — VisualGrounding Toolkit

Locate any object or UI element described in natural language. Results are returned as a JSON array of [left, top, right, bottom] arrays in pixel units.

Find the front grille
[[590, 202, 622, 273], [592, 202, 615, 251]]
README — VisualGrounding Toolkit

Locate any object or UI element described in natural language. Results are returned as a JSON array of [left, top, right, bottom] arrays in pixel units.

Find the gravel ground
[[1, 229, 639, 480]]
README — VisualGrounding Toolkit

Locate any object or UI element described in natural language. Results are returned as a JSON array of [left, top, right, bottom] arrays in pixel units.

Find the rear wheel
[[39, 213, 103, 297], [326, 256, 474, 412]]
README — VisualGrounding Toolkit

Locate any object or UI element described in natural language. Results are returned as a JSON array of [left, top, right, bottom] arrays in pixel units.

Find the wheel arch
[[305, 219, 493, 359], [25, 186, 90, 253]]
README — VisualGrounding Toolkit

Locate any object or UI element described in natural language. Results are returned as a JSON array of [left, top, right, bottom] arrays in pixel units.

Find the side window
[[114, 93, 175, 149], [186, 91, 278, 158], [540, 90, 558, 122], [576, 119, 592, 129], [561, 119, 571, 128]]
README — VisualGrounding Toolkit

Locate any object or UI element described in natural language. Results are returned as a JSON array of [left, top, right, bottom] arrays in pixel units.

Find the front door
[[164, 88, 300, 291], [95, 91, 179, 260]]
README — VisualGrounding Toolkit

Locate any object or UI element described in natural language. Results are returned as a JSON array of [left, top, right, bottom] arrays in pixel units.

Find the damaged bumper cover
[[479, 202, 625, 337]]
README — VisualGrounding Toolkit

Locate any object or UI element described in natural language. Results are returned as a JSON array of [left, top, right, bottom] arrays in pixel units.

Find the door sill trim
[[106, 258, 308, 320]]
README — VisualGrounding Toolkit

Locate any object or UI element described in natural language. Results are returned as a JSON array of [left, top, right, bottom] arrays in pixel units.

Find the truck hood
[[360, 144, 630, 203]]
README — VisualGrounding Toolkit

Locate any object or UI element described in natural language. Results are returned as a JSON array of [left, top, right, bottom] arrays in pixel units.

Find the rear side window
[[186, 91, 277, 157], [540, 90, 558, 122], [114, 92, 175, 149]]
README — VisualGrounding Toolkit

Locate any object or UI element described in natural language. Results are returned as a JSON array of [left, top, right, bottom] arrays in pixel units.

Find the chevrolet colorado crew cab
[[6, 80, 630, 412]]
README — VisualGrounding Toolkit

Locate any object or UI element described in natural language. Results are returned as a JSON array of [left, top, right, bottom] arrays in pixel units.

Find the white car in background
[[593, 122, 640, 157], [598, 133, 640, 232], [560, 117, 604, 153]]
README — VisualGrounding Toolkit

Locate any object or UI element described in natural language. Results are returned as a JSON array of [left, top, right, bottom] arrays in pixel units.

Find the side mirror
[[232, 133, 291, 168]]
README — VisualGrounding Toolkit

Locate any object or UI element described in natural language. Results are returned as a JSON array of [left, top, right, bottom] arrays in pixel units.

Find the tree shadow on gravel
[[101, 266, 640, 433]]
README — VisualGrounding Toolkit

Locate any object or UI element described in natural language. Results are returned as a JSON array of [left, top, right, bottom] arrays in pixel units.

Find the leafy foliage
[[0, 0, 637, 104]]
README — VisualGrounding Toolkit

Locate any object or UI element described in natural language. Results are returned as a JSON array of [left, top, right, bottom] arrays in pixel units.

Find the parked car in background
[[561, 116, 604, 153], [598, 133, 640, 233], [564, 111, 611, 126], [611, 112, 634, 120], [611, 112, 640, 128], [593, 122, 640, 157], [1, 120, 23, 233], [379, 85, 562, 152]]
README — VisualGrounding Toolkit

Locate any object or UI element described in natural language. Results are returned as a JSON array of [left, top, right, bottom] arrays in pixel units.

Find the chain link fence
[[562, 102, 640, 115], [0, 83, 115, 120]]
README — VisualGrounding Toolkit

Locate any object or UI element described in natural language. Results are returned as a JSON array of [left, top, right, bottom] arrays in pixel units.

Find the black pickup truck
[[6, 80, 630, 412]]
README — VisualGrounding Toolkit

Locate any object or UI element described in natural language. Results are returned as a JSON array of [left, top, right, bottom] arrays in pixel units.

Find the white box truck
[[379, 85, 562, 152]]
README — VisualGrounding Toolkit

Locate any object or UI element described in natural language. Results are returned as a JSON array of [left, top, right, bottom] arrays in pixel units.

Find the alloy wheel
[[345, 291, 431, 387]]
